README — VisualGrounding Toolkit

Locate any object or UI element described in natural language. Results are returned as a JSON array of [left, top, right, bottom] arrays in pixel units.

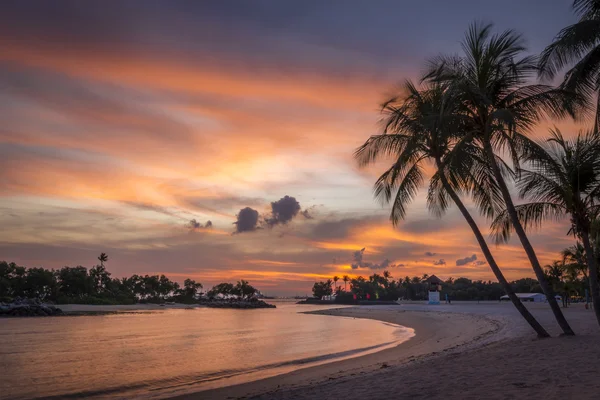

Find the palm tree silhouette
[[98, 253, 108, 268], [355, 81, 550, 337], [342, 275, 349, 291], [491, 129, 600, 327], [425, 22, 582, 335], [562, 243, 588, 281], [333, 276, 339, 291], [540, 0, 600, 129]]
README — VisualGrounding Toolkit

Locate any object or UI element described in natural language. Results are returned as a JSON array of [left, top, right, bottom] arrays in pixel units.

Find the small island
[[0, 254, 275, 317]]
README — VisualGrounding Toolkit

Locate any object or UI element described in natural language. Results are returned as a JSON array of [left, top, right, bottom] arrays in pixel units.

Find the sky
[[0, 0, 585, 295]]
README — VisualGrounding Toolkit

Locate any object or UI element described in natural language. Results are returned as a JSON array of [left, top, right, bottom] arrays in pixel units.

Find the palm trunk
[[483, 142, 575, 335], [580, 231, 600, 327], [436, 161, 550, 337]]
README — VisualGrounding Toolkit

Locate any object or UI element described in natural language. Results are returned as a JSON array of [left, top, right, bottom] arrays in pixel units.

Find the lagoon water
[[0, 302, 413, 399]]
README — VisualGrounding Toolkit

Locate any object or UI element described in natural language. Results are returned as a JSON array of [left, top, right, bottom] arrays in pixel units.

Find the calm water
[[0, 302, 413, 399]]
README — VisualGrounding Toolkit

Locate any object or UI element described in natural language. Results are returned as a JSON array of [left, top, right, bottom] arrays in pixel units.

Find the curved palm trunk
[[483, 142, 575, 335], [437, 166, 550, 337], [580, 231, 600, 327]]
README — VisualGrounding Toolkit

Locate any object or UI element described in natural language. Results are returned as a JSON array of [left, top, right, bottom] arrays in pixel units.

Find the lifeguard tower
[[425, 275, 443, 305]]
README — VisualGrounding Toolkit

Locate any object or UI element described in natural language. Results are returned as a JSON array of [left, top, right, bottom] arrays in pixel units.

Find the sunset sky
[[0, 1, 584, 295]]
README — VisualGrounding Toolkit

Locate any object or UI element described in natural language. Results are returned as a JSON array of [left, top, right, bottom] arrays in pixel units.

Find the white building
[[500, 293, 546, 302], [500, 293, 562, 302]]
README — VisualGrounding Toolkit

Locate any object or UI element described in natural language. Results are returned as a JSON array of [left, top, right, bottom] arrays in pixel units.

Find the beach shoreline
[[172, 302, 600, 400], [174, 303, 503, 400]]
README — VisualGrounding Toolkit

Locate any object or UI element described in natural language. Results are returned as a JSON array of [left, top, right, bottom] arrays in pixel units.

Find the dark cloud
[[266, 195, 301, 227], [456, 254, 477, 266], [233, 207, 260, 233], [473, 260, 486, 266], [187, 219, 212, 231], [424, 251, 437, 257], [351, 248, 366, 269], [301, 207, 315, 219], [433, 259, 446, 266], [350, 248, 397, 270]]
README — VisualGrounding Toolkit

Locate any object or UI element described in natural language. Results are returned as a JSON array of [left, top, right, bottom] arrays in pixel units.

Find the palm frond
[[539, 19, 600, 80], [490, 202, 566, 243], [389, 161, 425, 225]]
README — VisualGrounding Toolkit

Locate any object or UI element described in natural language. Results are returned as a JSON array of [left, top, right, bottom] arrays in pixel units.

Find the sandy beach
[[176, 302, 600, 400]]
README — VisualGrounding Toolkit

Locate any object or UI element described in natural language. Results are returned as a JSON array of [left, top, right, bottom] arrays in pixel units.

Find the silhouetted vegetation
[[0, 255, 260, 305], [311, 263, 594, 303]]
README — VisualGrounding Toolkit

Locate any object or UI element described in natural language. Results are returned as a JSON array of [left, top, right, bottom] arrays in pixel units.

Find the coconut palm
[[424, 22, 586, 335], [539, 0, 600, 129], [545, 261, 565, 293], [342, 275, 350, 291], [333, 275, 339, 290], [491, 129, 600, 326], [562, 242, 589, 281], [355, 81, 550, 337], [98, 253, 108, 268]]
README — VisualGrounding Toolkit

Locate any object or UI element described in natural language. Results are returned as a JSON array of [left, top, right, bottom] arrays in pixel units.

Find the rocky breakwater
[[199, 298, 276, 309], [0, 298, 64, 317]]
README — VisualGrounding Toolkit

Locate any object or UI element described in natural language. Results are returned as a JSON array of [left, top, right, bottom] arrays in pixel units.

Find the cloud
[[456, 254, 477, 266], [300, 206, 315, 219], [433, 259, 446, 266], [234, 207, 260, 233], [368, 258, 393, 270], [351, 247, 366, 269], [266, 195, 301, 227], [350, 247, 397, 270], [473, 260, 486, 266], [424, 251, 437, 257], [187, 219, 213, 231]]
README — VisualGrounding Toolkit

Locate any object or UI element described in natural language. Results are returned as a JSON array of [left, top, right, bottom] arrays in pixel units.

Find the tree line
[[0, 253, 259, 305], [313, 252, 593, 303], [351, 2, 600, 337]]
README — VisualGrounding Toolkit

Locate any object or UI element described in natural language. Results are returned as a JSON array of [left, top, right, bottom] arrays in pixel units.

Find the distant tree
[[179, 279, 203, 299], [342, 275, 350, 291], [233, 280, 256, 299], [97, 253, 108, 268], [24, 267, 57, 301], [333, 275, 339, 290], [207, 282, 235, 298], [312, 279, 333, 299], [0, 261, 27, 299], [89, 264, 111, 294], [57, 266, 93, 299]]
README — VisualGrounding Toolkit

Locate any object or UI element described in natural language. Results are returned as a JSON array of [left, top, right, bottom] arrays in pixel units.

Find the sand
[[175, 302, 600, 400]]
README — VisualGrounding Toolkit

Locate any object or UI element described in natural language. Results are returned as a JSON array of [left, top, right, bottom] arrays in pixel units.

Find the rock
[[0, 300, 64, 317], [199, 299, 276, 309]]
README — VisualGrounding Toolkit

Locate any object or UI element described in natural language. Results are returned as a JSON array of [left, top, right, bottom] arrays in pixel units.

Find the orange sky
[[0, 1, 584, 295]]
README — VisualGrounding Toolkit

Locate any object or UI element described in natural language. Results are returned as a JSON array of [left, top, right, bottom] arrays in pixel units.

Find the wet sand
[[176, 302, 600, 400]]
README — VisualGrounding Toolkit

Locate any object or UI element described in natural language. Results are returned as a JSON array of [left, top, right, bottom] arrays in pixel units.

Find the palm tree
[[491, 129, 600, 326], [425, 22, 584, 335], [539, 0, 600, 129], [98, 253, 108, 268], [342, 275, 350, 291], [545, 261, 565, 293], [333, 275, 339, 290], [355, 81, 550, 337], [562, 243, 589, 281]]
